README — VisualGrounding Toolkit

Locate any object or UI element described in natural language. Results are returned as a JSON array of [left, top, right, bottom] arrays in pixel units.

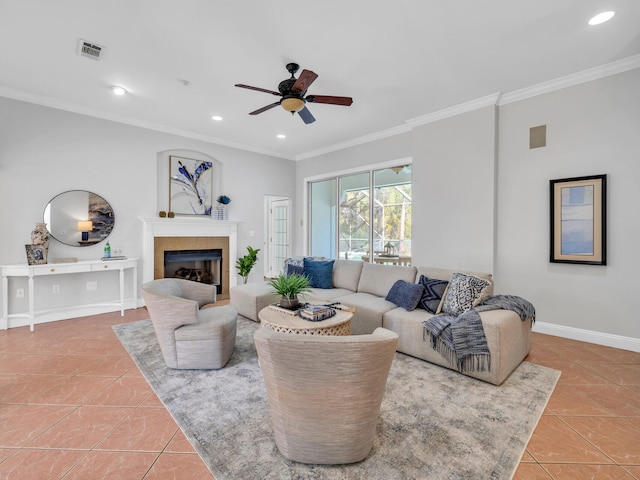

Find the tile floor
[[0, 306, 638, 479]]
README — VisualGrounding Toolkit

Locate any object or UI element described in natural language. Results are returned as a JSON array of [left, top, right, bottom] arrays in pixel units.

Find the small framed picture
[[25, 244, 48, 265], [550, 174, 606, 265]]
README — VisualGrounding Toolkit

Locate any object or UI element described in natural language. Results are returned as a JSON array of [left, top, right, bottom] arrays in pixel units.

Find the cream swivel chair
[[254, 326, 398, 464], [141, 278, 237, 369]]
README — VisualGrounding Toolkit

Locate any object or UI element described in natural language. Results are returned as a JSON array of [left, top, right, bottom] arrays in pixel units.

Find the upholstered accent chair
[[141, 278, 237, 369], [253, 327, 398, 464]]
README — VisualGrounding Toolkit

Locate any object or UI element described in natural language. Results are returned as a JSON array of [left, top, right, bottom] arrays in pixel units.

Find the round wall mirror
[[43, 190, 115, 247]]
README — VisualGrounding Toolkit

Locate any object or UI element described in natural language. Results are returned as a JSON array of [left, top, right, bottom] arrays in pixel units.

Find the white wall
[[411, 105, 497, 272], [496, 68, 640, 343], [0, 98, 295, 322], [295, 70, 639, 349]]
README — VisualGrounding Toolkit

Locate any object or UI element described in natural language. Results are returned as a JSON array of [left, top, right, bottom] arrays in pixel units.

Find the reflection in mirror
[[44, 191, 114, 247]]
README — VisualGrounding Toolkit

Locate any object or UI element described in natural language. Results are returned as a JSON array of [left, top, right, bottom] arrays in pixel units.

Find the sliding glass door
[[309, 164, 411, 263]]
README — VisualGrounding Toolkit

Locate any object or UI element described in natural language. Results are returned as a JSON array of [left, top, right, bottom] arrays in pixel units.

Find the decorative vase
[[214, 205, 228, 220], [31, 222, 50, 247], [280, 296, 299, 310]]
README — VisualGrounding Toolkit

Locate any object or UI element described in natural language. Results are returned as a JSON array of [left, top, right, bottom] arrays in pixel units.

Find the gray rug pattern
[[113, 318, 559, 480]]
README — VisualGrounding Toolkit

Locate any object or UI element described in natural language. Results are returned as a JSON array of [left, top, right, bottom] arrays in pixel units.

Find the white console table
[[1, 258, 138, 332]]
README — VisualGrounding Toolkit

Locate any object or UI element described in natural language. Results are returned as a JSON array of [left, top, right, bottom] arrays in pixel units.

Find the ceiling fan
[[235, 63, 353, 124]]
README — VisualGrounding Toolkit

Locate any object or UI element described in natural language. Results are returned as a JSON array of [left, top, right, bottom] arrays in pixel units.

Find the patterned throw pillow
[[303, 258, 335, 289], [417, 275, 449, 314], [285, 263, 304, 277], [441, 272, 491, 316], [385, 280, 425, 311]]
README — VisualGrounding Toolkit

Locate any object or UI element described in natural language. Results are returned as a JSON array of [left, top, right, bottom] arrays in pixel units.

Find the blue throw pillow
[[303, 258, 334, 289], [417, 275, 449, 314], [285, 263, 304, 277], [385, 280, 425, 311]]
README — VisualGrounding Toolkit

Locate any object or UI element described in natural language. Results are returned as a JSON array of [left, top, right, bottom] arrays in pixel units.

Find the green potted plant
[[236, 246, 260, 284], [268, 273, 311, 310]]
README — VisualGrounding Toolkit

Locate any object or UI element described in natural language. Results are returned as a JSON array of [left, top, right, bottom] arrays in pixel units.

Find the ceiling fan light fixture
[[281, 97, 305, 113]]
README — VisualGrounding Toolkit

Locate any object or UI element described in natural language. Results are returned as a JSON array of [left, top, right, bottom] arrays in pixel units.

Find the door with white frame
[[265, 196, 291, 278]]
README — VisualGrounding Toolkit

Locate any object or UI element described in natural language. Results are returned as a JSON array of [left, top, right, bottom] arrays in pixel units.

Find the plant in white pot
[[269, 274, 311, 310]]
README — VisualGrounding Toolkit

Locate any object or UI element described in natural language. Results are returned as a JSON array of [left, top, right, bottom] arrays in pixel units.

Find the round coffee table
[[258, 306, 352, 336]]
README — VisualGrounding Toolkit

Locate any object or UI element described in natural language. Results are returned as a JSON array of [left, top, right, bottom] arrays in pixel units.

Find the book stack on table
[[298, 304, 336, 322]]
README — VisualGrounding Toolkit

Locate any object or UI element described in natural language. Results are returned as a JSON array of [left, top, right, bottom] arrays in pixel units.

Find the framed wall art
[[169, 156, 214, 215], [550, 174, 606, 265]]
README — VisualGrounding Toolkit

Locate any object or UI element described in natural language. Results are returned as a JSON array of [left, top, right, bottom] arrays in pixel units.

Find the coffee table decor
[[298, 304, 336, 322]]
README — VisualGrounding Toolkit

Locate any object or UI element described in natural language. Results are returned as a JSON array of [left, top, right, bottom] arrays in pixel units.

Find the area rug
[[113, 317, 560, 480]]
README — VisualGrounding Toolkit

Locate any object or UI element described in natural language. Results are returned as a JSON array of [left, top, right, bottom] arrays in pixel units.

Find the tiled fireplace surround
[[141, 217, 239, 300]]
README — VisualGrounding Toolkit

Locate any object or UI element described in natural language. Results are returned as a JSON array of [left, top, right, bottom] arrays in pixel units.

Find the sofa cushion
[[332, 260, 363, 292], [357, 263, 417, 297], [303, 287, 353, 303], [417, 275, 449, 314], [440, 272, 492, 316], [303, 258, 334, 289], [385, 280, 424, 311], [336, 292, 397, 335]]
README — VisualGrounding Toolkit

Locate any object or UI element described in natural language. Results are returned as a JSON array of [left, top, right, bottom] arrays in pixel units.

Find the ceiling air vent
[[78, 39, 104, 61]]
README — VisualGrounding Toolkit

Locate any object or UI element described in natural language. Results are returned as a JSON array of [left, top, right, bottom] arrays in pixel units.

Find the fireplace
[[164, 249, 223, 294], [141, 217, 238, 300]]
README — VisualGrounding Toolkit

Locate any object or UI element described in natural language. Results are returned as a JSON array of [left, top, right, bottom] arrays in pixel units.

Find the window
[[309, 164, 411, 263]]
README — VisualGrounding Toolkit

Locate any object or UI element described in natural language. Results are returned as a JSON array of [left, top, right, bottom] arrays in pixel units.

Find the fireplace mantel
[[140, 217, 239, 289]]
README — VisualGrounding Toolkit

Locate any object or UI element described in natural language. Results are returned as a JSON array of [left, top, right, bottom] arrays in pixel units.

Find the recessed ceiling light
[[588, 11, 615, 25], [109, 85, 127, 96], [211, 115, 223, 121], [276, 134, 286, 139]]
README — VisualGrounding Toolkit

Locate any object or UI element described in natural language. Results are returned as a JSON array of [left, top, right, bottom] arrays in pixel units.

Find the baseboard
[[5, 298, 141, 330], [533, 321, 640, 353]]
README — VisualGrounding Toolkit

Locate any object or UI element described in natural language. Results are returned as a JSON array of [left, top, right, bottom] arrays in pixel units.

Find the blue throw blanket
[[423, 295, 535, 373]]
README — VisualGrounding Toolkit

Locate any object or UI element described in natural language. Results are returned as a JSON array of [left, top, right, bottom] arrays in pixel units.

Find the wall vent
[[78, 39, 104, 61]]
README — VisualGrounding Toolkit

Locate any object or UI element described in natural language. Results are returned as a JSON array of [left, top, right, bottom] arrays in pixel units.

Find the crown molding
[[0, 86, 293, 160], [499, 54, 640, 105], [295, 123, 412, 161], [404, 93, 502, 128]]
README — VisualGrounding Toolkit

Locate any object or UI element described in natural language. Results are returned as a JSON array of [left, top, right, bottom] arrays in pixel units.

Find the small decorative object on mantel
[[214, 195, 231, 220]]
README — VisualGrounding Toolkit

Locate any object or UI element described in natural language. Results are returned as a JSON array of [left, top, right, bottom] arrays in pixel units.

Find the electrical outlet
[[52, 284, 60, 294], [86, 281, 98, 291], [16, 288, 25, 298]]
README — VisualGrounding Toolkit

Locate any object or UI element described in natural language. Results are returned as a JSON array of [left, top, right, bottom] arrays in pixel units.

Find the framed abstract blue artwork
[[169, 156, 214, 216], [550, 174, 606, 265]]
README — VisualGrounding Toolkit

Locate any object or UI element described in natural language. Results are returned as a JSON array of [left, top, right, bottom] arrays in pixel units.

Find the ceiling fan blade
[[291, 69, 318, 94], [249, 102, 281, 115], [307, 95, 353, 106], [298, 106, 316, 124], [235, 84, 282, 97]]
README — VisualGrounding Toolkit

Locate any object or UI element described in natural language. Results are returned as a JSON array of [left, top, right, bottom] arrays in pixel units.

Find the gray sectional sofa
[[230, 260, 533, 385]]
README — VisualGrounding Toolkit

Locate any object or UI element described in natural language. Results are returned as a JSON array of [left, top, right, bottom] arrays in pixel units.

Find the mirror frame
[[43, 190, 115, 247]]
